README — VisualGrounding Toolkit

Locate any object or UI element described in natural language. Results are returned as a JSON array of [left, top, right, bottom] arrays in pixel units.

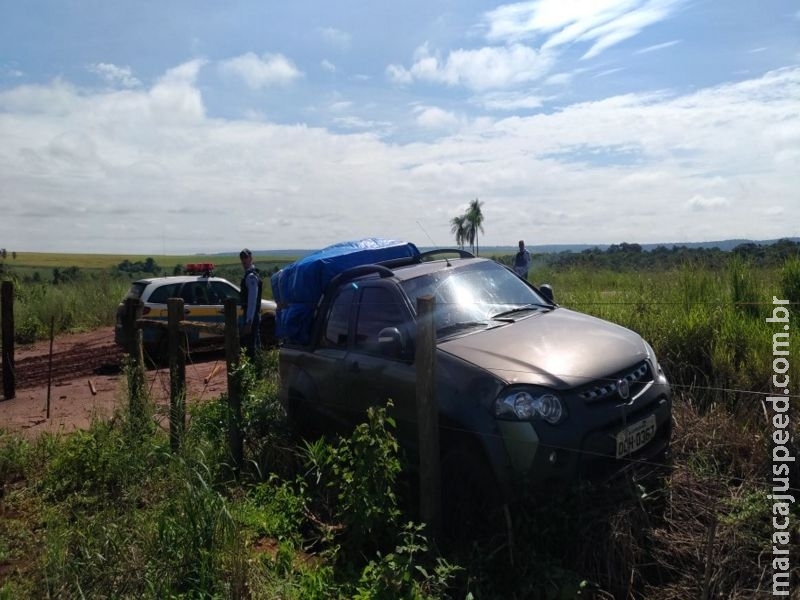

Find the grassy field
[[5, 251, 300, 270], [0, 252, 798, 598]]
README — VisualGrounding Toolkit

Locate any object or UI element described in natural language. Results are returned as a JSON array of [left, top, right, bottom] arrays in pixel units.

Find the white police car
[[114, 263, 277, 359]]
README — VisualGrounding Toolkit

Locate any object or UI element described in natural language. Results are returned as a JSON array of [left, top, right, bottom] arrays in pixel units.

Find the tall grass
[[13, 274, 130, 342], [537, 261, 797, 416]]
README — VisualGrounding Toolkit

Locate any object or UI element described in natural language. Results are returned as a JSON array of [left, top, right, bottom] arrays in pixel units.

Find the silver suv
[[277, 249, 671, 512]]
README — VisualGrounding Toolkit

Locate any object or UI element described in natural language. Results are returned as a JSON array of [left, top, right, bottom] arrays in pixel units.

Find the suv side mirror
[[539, 283, 554, 304], [378, 327, 407, 358]]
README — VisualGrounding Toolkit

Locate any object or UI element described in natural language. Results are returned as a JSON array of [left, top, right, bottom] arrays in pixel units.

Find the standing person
[[239, 248, 262, 358], [513, 240, 532, 280]]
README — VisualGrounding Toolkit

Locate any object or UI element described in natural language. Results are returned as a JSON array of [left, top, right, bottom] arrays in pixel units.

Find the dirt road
[[0, 327, 231, 438]]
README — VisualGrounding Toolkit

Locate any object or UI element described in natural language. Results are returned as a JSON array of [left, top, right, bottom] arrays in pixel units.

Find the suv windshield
[[400, 260, 550, 333]]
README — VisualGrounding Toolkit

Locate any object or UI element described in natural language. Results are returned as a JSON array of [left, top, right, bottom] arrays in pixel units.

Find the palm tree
[[465, 198, 484, 256], [450, 214, 467, 250]]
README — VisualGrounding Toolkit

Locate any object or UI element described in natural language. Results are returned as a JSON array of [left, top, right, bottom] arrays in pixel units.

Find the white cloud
[[320, 27, 352, 49], [148, 59, 207, 121], [386, 63, 413, 85], [686, 194, 730, 211], [88, 63, 141, 88], [1, 64, 24, 78], [332, 115, 393, 132], [473, 91, 545, 110], [592, 67, 625, 78], [544, 72, 573, 85], [321, 59, 336, 73], [0, 64, 797, 253], [634, 39, 681, 54], [219, 52, 302, 89], [578, 0, 683, 59], [330, 100, 352, 112], [388, 43, 553, 91], [414, 106, 462, 130], [483, 0, 685, 59]]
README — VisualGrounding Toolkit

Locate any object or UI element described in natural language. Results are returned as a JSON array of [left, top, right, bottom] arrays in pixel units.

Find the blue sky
[[1, 0, 798, 254]]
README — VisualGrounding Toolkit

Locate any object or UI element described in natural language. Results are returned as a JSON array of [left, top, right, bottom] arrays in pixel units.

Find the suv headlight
[[494, 388, 566, 424], [643, 341, 664, 377]]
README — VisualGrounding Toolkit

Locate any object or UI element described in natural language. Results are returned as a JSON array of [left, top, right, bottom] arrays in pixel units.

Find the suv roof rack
[[374, 248, 475, 270], [329, 264, 394, 288], [418, 248, 474, 260]]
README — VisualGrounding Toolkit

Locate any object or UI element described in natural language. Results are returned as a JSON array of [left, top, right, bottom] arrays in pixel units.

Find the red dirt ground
[[0, 327, 231, 438]]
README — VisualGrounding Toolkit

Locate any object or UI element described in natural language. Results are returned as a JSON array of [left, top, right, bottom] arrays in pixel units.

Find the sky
[[1, 0, 798, 254]]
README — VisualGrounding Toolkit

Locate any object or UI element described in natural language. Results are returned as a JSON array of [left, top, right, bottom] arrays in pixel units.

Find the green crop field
[[6, 251, 298, 271]]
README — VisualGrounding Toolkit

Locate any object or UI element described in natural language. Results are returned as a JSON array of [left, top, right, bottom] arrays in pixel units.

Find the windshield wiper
[[491, 304, 549, 320], [436, 321, 488, 336]]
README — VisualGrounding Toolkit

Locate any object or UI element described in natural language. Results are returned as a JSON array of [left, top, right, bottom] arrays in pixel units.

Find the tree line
[[540, 238, 800, 270]]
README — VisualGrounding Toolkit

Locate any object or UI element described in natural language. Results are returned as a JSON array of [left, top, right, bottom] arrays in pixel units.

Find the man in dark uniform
[[513, 239, 531, 280], [239, 248, 262, 358]]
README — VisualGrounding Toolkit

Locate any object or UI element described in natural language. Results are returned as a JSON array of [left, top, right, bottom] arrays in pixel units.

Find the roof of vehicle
[[364, 255, 488, 283], [132, 275, 233, 286]]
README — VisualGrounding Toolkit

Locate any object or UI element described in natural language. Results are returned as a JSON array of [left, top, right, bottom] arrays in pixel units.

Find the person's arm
[[245, 273, 259, 323]]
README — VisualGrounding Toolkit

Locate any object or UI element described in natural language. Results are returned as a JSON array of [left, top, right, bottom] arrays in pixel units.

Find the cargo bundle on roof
[[270, 238, 420, 345]]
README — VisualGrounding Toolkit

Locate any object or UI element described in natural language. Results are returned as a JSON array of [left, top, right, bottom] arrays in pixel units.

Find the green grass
[[534, 261, 798, 415], [4, 251, 300, 270], [1, 254, 799, 597]]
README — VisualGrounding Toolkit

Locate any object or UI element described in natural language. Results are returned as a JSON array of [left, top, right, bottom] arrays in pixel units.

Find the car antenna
[[416, 220, 450, 266]]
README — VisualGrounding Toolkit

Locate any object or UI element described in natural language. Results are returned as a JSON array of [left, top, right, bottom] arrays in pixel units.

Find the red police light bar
[[186, 263, 214, 275]]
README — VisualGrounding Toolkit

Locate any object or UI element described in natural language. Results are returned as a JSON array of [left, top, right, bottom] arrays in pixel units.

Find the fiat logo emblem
[[617, 379, 630, 400]]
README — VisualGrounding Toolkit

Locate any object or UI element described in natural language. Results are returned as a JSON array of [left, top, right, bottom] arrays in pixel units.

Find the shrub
[[301, 404, 402, 560], [781, 256, 800, 310]]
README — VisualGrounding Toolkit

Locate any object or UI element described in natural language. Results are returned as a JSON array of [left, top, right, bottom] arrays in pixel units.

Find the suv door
[[341, 284, 418, 447], [305, 285, 357, 435]]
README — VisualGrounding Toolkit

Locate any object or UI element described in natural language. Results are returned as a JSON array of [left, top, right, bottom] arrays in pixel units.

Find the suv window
[[147, 282, 182, 304], [354, 287, 406, 355], [125, 282, 148, 300], [323, 286, 355, 348]]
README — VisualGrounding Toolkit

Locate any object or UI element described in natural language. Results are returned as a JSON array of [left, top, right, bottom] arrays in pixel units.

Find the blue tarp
[[270, 238, 420, 345]]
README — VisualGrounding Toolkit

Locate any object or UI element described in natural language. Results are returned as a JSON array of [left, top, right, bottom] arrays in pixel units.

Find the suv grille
[[579, 361, 652, 404]]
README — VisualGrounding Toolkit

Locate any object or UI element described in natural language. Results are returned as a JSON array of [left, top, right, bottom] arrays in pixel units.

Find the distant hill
[[460, 238, 800, 255], [217, 238, 800, 258]]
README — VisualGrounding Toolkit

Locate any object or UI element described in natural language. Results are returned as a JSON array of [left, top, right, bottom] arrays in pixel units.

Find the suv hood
[[438, 308, 648, 388]]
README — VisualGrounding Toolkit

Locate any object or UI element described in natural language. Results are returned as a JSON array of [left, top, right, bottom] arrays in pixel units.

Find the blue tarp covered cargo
[[270, 238, 420, 345]]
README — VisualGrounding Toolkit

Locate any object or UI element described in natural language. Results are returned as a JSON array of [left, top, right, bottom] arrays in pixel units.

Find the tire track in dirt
[[7, 343, 124, 390]]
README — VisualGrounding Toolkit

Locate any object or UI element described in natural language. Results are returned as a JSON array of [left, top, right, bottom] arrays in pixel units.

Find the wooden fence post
[[224, 298, 242, 471], [123, 298, 146, 420], [1, 281, 14, 400], [167, 298, 186, 452], [416, 295, 441, 536], [46, 317, 54, 418]]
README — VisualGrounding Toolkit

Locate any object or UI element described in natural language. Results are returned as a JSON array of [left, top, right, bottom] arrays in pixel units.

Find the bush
[[781, 256, 800, 310], [300, 403, 402, 560]]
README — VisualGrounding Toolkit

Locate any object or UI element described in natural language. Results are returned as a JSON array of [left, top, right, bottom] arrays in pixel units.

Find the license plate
[[615, 415, 657, 458]]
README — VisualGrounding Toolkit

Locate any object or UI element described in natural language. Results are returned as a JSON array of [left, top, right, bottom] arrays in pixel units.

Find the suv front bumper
[[496, 386, 672, 487]]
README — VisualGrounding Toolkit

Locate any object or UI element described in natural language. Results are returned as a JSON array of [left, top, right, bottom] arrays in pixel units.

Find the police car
[[114, 263, 277, 360]]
